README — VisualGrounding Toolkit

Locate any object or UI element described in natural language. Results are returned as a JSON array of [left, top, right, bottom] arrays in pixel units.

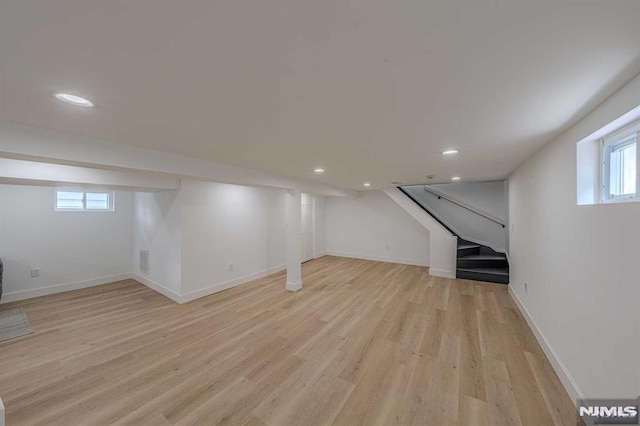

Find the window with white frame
[[55, 189, 114, 211], [601, 121, 639, 202]]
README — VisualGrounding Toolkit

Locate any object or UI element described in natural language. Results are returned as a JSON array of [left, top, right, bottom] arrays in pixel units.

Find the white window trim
[[599, 119, 640, 204], [54, 188, 115, 212]]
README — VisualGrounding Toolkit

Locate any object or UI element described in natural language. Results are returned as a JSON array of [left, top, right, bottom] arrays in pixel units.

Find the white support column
[[285, 189, 303, 291]]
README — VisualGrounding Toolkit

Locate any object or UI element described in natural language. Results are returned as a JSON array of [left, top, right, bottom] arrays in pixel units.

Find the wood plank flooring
[[0, 256, 579, 425]]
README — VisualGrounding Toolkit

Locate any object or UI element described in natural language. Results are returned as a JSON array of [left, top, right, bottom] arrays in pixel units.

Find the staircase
[[394, 185, 510, 284], [456, 239, 509, 284]]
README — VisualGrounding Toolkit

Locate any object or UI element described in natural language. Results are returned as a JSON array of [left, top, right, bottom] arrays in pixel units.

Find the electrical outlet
[[524, 282, 528, 293], [31, 268, 41, 278]]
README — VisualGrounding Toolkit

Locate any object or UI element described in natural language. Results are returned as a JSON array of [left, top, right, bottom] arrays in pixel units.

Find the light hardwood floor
[[0, 256, 578, 425]]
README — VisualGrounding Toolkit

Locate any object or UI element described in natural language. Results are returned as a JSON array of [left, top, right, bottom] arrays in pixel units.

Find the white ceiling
[[1, 0, 640, 190]]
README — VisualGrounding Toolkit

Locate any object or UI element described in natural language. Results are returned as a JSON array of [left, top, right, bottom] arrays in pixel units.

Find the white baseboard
[[324, 251, 428, 267], [0, 273, 133, 304], [179, 264, 286, 304], [132, 274, 182, 303], [428, 268, 455, 278], [286, 281, 302, 292], [135, 264, 287, 304], [508, 285, 583, 405]]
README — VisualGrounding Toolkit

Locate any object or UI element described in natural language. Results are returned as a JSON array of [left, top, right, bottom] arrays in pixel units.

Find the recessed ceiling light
[[54, 93, 94, 107], [314, 168, 325, 174], [451, 176, 461, 181], [363, 182, 371, 187], [442, 150, 458, 156]]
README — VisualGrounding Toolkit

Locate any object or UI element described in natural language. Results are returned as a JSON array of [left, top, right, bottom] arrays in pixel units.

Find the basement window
[[601, 124, 638, 202], [577, 110, 640, 206], [55, 189, 114, 211]]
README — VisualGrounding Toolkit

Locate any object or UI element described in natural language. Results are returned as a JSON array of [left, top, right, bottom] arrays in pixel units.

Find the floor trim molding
[[508, 285, 583, 405], [134, 264, 288, 304], [324, 251, 428, 267], [179, 264, 286, 304], [428, 268, 455, 278], [0, 273, 133, 304], [286, 281, 302, 292], [132, 274, 182, 303]]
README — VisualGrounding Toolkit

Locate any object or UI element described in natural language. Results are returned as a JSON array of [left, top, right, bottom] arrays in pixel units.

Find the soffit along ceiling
[[1, 1, 640, 190]]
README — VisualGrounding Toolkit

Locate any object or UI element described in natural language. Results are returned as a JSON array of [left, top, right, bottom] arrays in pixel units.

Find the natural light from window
[[576, 109, 640, 206], [55, 189, 114, 211], [604, 134, 637, 200]]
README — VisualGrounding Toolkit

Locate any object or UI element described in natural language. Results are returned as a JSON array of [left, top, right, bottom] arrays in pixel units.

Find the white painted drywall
[[179, 180, 287, 297], [0, 184, 133, 302], [428, 181, 508, 221], [383, 188, 455, 276], [576, 138, 601, 205], [402, 185, 507, 253], [0, 158, 179, 192], [301, 192, 314, 262], [0, 120, 355, 198], [509, 72, 640, 400], [326, 190, 430, 267], [132, 181, 331, 303], [314, 195, 327, 257], [132, 190, 182, 298]]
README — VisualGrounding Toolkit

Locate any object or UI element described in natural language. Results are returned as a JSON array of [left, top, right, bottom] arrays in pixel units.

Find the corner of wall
[[132, 273, 183, 304], [508, 285, 584, 404], [382, 188, 456, 277]]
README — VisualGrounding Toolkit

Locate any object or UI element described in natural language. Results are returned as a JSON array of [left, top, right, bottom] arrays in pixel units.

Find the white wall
[[132, 180, 289, 302], [509, 73, 640, 400], [132, 190, 182, 297], [402, 185, 507, 253], [314, 195, 327, 257], [429, 181, 508, 221], [326, 191, 430, 266], [402, 181, 509, 253], [0, 120, 356, 198], [0, 158, 180, 191], [179, 181, 287, 297], [0, 185, 133, 302]]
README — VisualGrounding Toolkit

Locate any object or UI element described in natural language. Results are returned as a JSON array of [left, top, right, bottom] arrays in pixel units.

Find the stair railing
[[396, 187, 457, 235], [422, 186, 505, 228]]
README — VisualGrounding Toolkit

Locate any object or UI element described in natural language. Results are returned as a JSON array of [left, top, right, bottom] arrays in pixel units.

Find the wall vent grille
[[139, 249, 150, 274]]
